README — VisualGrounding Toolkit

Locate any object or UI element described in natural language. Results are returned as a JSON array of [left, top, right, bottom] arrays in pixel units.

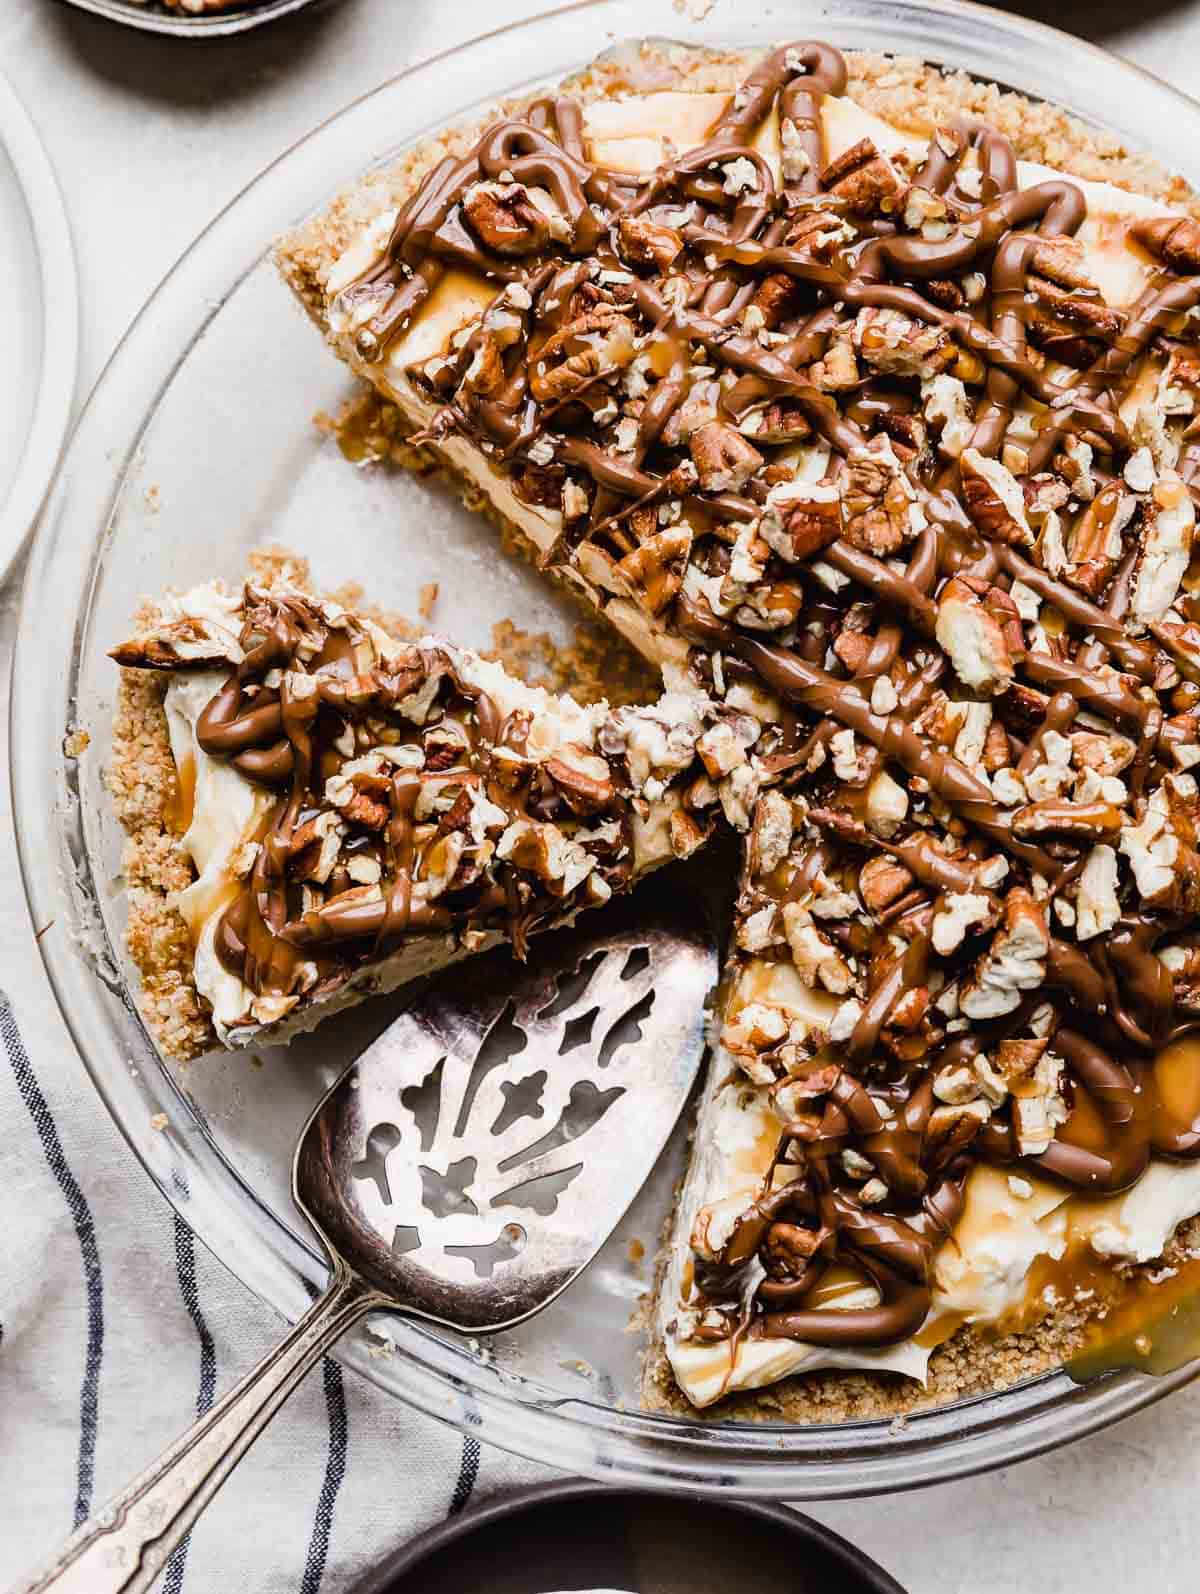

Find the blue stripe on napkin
[[0, 994, 104, 1528]]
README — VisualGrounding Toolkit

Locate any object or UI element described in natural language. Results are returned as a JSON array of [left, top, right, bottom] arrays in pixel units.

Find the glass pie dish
[[17, 0, 1200, 1498]]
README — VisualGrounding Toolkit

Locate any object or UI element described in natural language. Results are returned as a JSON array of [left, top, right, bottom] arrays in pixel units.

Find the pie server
[[18, 890, 716, 1594]]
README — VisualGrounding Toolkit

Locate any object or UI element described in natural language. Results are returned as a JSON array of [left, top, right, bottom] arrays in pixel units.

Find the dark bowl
[[350, 1481, 906, 1594]]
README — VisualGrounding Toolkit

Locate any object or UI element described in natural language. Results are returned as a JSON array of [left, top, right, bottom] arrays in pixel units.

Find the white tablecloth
[[3, 2, 1200, 1589]]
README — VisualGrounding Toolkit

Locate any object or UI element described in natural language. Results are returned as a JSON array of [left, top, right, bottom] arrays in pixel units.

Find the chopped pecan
[[461, 330, 505, 396], [669, 808, 709, 859], [1070, 729, 1137, 775], [783, 208, 852, 258], [832, 618, 873, 674], [762, 1222, 822, 1280], [543, 754, 615, 815], [926, 1100, 991, 1161], [752, 400, 813, 444], [859, 854, 914, 912], [995, 1036, 1048, 1083], [613, 525, 692, 615], [877, 409, 928, 459], [784, 908, 853, 994], [809, 327, 860, 391], [750, 790, 794, 876], [925, 278, 964, 310], [1152, 618, 1200, 685], [110, 621, 237, 670], [690, 421, 764, 492], [461, 180, 550, 257], [529, 308, 637, 402], [959, 888, 1049, 1021], [934, 574, 1019, 696], [512, 461, 563, 508], [1066, 480, 1136, 597], [288, 812, 344, 884], [959, 447, 1035, 548], [983, 719, 1011, 773], [842, 436, 922, 556], [852, 305, 954, 379], [1133, 475, 1195, 625], [617, 214, 683, 272], [759, 480, 842, 564], [819, 138, 902, 216], [750, 272, 804, 329], [344, 789, 391, 832]]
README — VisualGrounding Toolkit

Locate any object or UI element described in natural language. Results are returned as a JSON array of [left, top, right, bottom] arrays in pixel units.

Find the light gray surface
[[1, 1, 1199, 1589]]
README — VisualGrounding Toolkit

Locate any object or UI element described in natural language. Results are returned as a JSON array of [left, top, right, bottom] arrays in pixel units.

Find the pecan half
[[1025, 275, 1123, 359], [959, 448, 1035, 548], [462, 180, 550, 257], [819, 138, 902, 216], [690, 421, 764, 492], [1131, 215, 1200, 273], [617, 214, 683, 272]]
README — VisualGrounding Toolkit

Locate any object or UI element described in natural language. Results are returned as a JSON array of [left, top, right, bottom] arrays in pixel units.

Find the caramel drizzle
[[323, 41, 1200, 1350]]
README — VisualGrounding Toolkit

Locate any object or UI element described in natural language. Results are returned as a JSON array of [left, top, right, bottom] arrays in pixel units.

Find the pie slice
[[209, 39, 1200, 1416], [110, 552, 765, 1054]]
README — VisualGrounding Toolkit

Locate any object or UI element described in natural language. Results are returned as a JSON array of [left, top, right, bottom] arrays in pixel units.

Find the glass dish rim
[[16, 0, 1200, 1498]]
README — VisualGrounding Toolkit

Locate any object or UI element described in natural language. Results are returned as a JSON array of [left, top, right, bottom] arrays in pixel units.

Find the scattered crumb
[[560, 1357, 596, 1378], [150, 1112, 168, 1132], [418, 581, 439, 621], [628, 1237, 646, 1265], [63, 728, 90, 758]]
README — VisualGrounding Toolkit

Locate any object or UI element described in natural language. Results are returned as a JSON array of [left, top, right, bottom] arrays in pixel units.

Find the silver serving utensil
[[18, 891, 715, 1594]]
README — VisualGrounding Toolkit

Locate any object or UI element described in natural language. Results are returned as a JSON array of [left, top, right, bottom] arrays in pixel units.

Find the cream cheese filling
[[662, 963, 1200, 1409]]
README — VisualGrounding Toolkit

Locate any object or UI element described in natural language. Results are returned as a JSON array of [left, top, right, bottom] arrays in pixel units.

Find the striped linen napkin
[[0, 991, 544, 1592]]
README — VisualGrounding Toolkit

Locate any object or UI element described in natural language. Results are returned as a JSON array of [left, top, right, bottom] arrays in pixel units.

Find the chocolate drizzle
[[117, 582, 755, 1039], [243, 41, 1200, 1353]]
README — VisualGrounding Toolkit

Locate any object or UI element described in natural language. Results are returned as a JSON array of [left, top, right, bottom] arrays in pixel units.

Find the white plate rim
[[0, 68, 78, 580], [57, 0, 330, 38]]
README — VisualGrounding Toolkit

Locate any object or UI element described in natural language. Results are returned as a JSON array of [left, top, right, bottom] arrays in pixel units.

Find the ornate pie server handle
[[14, 1267, 384, 1594]]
